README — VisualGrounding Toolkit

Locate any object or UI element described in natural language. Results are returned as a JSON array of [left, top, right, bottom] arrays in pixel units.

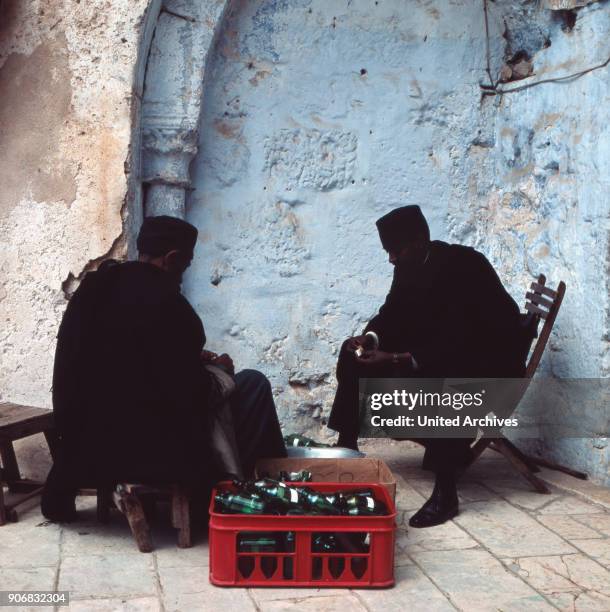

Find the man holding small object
[[328, 205, 526, 527]]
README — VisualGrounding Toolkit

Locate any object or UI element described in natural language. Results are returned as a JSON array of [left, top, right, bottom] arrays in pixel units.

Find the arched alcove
[[175, 0, 494, 429]]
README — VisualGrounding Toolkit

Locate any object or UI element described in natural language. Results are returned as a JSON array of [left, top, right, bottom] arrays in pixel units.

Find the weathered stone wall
[[0, 0, 160, 476], [0, 0, 158, 405], [1, 0, 608, 485]]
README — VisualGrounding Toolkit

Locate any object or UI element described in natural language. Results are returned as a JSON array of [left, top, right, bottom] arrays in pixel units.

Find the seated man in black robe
[[328, 205, 526, 528], [42, 215, 286, 522]]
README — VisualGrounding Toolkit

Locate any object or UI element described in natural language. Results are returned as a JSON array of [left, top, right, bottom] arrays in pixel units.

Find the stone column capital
[[141, 123, 198, 188]]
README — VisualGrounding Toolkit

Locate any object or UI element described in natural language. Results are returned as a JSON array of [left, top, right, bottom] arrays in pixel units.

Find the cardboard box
[[255, 457, 396, 502]]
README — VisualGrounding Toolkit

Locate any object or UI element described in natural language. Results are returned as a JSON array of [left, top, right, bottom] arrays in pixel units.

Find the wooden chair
[[0, 403, 58, 525], [468, 274, 588, 493]]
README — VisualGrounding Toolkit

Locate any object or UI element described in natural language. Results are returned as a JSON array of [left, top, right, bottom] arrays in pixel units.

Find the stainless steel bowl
[[285, 446, 365, 459]]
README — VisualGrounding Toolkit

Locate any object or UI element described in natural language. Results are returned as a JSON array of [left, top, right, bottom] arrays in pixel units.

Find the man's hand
[[356, 349, 393, 367], [200, 350, 219, 363], [212, 353, 235, 376], [345, 335, 368, 353]]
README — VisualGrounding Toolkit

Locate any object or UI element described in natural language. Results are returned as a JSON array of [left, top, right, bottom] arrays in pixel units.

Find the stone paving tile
[[548, 590, 610, 611], [454, 500, 576, 558], [163, 590, 256, 612], [67, 596, 162, 611], [249, 586, 348, 602], [570, 513, 610, 537], [58, 553, 157, 600], [393, 473, 427, 510], [407, 478, 435, 500], [537, 514, 602, 541], [396, 522, 478, 558], [354, 564, 455, 611], [0, 566, 56, 591], [257, 594, 367, 612], [154, 541, 210, 569], [413, 549, 553, 610], [486, 479, 561, 511], [502, 554, 610, 605], [456, 481, 500, 503], [0, 515, 60, 568], [537, 496, 606, 516], [159, 565, 255, 611], [570, 538, 610, 569], [62, 521, 142, 557]]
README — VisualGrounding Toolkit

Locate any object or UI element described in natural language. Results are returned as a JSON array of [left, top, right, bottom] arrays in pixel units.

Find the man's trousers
[[327, 341, 472, 473]]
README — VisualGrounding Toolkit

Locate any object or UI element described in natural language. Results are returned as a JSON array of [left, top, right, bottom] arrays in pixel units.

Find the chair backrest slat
[[530, 282, 557, 299], [524, 274, 566, 379], [525, 292, 554, 310], [525, 303, 549, 319]]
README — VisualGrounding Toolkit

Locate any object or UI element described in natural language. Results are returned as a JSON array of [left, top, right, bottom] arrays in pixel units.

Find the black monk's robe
[[328, 240, 527, 469], [48, 261, 215, 490]]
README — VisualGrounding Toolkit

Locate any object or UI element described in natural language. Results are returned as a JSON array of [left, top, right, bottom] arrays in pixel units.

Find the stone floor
[[2, 442, 610, 612]]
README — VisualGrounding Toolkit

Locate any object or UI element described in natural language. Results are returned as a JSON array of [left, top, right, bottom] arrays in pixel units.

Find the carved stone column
[[140, 0, 230, 219], [142, 124, 198, 217]]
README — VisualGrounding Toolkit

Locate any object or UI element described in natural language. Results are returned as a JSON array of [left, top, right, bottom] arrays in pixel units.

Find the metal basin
[[285, 446, 365, 459]]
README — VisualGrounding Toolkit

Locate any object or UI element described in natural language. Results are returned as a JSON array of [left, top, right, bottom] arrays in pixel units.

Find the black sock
[[433, 471, 457, 502]]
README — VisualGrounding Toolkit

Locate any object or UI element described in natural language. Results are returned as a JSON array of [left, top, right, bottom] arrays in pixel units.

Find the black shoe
[[408, 471, 459, 528], [408, 495, 458, 528]]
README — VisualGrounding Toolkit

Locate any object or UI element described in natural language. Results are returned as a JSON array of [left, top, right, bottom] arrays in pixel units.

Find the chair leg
[[493, 439, 551, 494], [0, 442, 20, 492], [171, 486, 192, 548], [114, 487, 153, 553], [0, 483, 6, 526], [97, 487, 112, 524], [499, 439, 541, 473], [524, 454, 588, 480]]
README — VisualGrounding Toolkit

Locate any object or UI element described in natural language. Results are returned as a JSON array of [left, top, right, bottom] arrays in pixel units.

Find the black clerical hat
[[137, 215, 198, 256], [376, 205, 430, 251]]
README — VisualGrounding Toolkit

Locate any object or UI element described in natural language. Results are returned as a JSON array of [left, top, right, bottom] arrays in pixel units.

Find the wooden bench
[[0, 403, 192, 551], [0, 403, 57, 525]]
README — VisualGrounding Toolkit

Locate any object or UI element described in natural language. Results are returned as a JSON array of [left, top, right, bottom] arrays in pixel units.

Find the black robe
[[365, 240, 527, 378], [327, 241, 531, 466], [50, 261, 214, 487]]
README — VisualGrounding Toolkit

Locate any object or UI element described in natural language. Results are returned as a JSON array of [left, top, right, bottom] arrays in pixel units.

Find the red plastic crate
[[209, 481, 396, 588]]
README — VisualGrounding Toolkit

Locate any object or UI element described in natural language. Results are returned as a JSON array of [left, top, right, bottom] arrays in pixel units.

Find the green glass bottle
[[279, 470, 313, 482], [283, 433, 331, 448], [237, 533, 280, 552], [312, 533, 338, 552], [255, 479, 302, 504], [344, 495, 388, 516], [295, 487, 343, 515], [214, 492, 266, 514]]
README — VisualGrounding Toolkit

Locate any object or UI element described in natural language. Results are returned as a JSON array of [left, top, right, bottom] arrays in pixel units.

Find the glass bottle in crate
[[214, 492, 266, 514]]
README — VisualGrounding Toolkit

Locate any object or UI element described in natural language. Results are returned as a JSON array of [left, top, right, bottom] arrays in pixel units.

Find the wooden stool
[[0, 403, 57, 525], [111, 483, 192, 553]]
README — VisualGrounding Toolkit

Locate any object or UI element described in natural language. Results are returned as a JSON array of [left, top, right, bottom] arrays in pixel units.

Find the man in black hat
[[328, 205, 526, 527], [42, 215, 286, 522]]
